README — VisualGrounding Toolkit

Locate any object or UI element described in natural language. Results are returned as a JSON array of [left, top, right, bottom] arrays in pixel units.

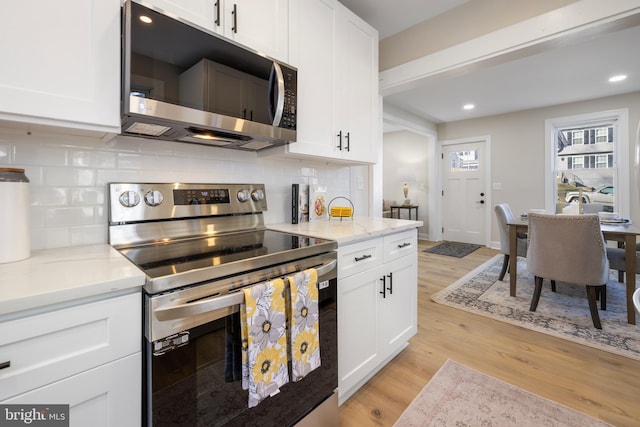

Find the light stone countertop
[[267, 216, 423, 245], [0, 244, 145, 317]]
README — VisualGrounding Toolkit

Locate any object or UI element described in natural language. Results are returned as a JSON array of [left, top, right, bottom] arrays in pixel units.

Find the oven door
[[143, 256, 337, 427]]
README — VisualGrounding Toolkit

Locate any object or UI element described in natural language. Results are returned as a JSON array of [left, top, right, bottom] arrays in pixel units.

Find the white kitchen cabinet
[[337, 229, 418, 403], [0, 0, 121, 134], [147, 0, 289, 61], [4, 354, 140, 427], [0, 292, 141, 425], [262, 0, 379, 164]]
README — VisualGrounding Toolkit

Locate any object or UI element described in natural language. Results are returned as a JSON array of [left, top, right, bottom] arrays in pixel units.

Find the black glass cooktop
[[118, 229, 335, 281]]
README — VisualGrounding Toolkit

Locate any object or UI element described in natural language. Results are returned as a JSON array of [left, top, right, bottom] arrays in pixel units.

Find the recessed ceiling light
[[139, 15, 153, 24], [463, 104, 475, 110], [609, 74, 627, 83]]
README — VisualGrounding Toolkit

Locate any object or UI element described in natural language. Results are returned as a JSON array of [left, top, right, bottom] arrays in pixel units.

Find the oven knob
[[144, 190, 164, 206], [237, 189, 250, 202], [251, 189, 264, 201], [119, 190, 140, 207]]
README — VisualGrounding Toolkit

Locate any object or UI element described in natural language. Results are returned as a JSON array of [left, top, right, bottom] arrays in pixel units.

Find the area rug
[[431, 255, 640, 361], [393, 359, 612, 426], [423, 241, 481, 258]]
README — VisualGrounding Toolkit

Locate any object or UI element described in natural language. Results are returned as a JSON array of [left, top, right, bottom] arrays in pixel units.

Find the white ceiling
[[339, 0, 640, 127]]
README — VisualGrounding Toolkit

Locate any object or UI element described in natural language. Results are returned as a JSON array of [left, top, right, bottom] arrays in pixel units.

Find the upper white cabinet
[[0, 0, 121, 134], [147, 0, 289, 61], [268, 0, 379, 164]]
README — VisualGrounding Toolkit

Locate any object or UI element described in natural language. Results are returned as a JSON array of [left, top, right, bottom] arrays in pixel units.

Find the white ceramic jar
[[0, 168, 30, 263]]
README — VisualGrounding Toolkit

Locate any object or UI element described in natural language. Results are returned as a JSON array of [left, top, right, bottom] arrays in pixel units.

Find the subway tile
[[70, 187, 104, 206], [31, 186, 68, 206], [14, 144, 67, 166], [45, 207, 95, 227], [44, 167, 95, 186], [70, 225, 107, 246]]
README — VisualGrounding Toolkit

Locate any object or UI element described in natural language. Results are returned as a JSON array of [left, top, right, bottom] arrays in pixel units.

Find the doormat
[[393, 359, 612, 426], [423, 241, 482, 258]]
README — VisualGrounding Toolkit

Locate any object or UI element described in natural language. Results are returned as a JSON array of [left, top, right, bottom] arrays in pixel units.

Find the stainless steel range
[[108, 182, 338, 427]]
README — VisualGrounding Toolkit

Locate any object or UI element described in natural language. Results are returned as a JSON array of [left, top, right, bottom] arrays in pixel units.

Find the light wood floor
[[338, 240, 640, 427]]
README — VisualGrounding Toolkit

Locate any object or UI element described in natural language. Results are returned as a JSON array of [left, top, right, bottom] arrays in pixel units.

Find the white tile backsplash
[[1, 126, 367, 250]]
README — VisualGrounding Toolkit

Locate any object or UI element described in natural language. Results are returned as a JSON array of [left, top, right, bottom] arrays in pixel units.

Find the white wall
[[382, 130, 429, 238], [0, 126, 369, 251], [436, 91, 640, 246]]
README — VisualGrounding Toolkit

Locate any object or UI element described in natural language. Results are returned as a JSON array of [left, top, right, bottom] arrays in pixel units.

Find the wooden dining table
[[508, 217, 640, 325]]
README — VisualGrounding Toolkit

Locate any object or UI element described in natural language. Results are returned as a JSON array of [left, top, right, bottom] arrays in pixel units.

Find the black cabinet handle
[[397, 242, 411, 249], [337, 130, 343, 150], [345, 132, 350, 152], [214, 1, 220, 26], [354, 254, 372, 262], [0, 361, 10, 370], [232, 4, 238, 33], [380, 276, 386, 298], [387, 273, 393, 294]]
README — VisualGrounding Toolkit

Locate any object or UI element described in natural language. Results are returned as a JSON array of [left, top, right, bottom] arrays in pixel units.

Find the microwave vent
[[125, 122, 172, 137]]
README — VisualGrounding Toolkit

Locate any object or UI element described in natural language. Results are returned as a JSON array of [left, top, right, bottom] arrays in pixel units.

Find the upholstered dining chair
[[494, 204, 527, 281], [606, 243, 640, 283], [526, 213, 609, 329]]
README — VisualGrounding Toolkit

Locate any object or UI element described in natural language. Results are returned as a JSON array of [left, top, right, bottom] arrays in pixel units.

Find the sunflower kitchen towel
[[287, 268, 321, 381], [241, 278, 290, 408]]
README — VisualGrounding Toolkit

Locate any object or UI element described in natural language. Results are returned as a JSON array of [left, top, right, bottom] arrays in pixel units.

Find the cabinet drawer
[[3, 353, 141, 427], [384, 229, 418, 263], [338, 238, 383, 279], [0, 292, 141, 401]]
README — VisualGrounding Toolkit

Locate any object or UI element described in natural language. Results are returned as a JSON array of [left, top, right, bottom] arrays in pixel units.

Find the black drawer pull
[[0, 361, 10, 370], [354, 254, 372, 262], [397, 242, 411, 249]]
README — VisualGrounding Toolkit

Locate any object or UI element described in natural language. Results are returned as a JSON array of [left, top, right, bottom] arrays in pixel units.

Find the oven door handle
[[154, 259, 336, 321]]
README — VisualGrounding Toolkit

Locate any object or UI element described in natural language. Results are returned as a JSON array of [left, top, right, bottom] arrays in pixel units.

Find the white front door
[[441, 140, 487, 245]]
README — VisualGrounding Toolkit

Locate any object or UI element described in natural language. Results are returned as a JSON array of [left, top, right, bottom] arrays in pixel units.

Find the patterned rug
[[393, 359, 612, 426], [423, 241, 482, 258], [431, 255, 640, 361]]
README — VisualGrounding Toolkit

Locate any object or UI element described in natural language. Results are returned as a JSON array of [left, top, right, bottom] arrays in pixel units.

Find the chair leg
[[586, 286, 603, 329], [530, 276, 544, 312], [498, 255, 509, 281], [551, 280, 556, 292], [618, 270, 624, 283], [600, 285, 607, 311]]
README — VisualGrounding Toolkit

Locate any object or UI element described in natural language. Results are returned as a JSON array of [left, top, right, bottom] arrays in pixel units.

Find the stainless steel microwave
[[121, 1, 297, 151]]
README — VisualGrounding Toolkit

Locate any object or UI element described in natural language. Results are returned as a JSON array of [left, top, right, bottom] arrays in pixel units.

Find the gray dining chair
[[494, 204, 527, 281], [606, 243, 640, 283], [527, 213, 609, 329]]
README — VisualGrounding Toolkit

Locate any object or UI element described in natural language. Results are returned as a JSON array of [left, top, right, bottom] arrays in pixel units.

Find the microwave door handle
[[269, 62, 285, 126]]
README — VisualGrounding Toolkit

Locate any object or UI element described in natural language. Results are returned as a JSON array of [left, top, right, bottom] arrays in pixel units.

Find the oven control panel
[[108, 182, 268, 224]]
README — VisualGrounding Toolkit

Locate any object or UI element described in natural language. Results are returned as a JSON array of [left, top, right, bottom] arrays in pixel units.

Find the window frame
[[544, 109, 630, 217]]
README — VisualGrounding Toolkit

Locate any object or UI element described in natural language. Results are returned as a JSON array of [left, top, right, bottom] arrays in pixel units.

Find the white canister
[[0, 168, 30, 263]]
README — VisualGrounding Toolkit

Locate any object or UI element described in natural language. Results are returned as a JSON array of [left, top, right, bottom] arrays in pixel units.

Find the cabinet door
[[335, 4, 379, 164], [225, 0, 288, 61], [286, 0, 339, 159], [146, 0, 219, 32], [0, 293, 141, 401], [378, 254, 418, 360], [0, 0, 120, 133], [3, 354, 141, 427], [338, 267, 382, 401]]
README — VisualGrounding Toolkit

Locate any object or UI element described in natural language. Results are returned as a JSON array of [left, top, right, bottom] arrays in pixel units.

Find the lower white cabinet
[[3, 354, 140, 427], [337, 229, 418, 403], [0, 292, 141, 425]]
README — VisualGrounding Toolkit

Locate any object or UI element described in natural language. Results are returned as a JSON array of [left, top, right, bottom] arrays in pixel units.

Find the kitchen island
[[270, 216, 423, 404]]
